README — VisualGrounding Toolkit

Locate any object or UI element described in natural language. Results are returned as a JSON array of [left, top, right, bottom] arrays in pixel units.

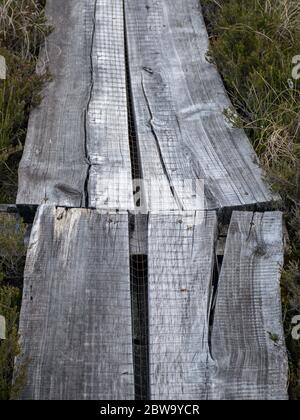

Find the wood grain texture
[[18, 206, 134, 400], [17, 0, 92, 207], [148, 211, 217, 400], [87, 0, 134, 210], [17, 0, 134, 210], [125, 1, 178, 211], [125, 0, 274, 211], [210, 211, 288, 400]]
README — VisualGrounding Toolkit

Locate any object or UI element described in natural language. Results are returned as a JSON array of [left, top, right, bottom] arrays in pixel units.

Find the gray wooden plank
[[125, 0, 274, 211], [17, 0, 93, 207], [18, 205, 134, 400], [87, 0, 134, 210], [17, 0, 134, 211], [124, 2, 178, 211], [148, 211, 217, 400], [210, 211, 288, 400]]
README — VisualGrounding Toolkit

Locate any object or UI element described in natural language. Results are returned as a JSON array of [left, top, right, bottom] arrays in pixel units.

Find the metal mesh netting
[[130, 254, 149, 400], [124, 4, 150, 399]]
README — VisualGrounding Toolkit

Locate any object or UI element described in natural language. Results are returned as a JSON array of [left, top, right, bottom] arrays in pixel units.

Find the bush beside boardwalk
[[0, 0, 50, 399], [201, 0, 300, 399]]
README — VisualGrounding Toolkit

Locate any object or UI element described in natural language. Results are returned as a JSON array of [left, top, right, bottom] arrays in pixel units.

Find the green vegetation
[[201, 0, 300, 399], [0, 0, 50, 400], [0, 0, 50, 202], [0, 284, 25, 400], [0, 214, 26, 400]]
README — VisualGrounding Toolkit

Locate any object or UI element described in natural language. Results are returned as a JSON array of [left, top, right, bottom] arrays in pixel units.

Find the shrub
[[0, 0, 49, 398], [0, 0, 50, 202], [201, 0, 300, 399], [0, 214, 26, 400], [0, 285, 25, 400]]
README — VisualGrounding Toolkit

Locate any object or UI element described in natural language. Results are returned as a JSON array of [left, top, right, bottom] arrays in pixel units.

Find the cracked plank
[[148, 211, 217, 399], [125, 0, 274, 211], [18, 205, 134, 400], [210, 211, 288, 400], [125, 1, 178, 211], [17, 0, 93, 207], [87, 0, 134, 210]]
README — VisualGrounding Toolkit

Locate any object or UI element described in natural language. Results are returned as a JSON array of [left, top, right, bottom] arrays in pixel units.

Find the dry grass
[[0, 0, 48, 59]]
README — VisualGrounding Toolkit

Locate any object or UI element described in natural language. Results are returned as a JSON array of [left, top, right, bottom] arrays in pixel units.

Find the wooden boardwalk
[[210, 212, 287, 400], [17, 0, 274, 211], [18, 208, 287, 400], [15, 0, 288, 400], [18, 206, 134, 400]]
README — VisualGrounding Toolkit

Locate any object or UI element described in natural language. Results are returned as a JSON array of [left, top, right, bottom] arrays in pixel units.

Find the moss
[[201, 0, 300, 399]]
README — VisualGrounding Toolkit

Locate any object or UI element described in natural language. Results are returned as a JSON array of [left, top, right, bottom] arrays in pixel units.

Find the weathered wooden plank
[[17, 0, 134, 210], [17, 0, 93, 207], [148, 211, 217, 400], [125, 0, 274, 211], [210, 211, 288, 400], [18, 206, 134, 400], [125, 2, 178, 211], [87, 0, 134, 210]]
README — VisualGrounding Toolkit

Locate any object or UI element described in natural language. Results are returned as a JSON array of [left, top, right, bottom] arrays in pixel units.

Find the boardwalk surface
[[210, 212, 288, 400], [147, 211, 287, 400], [15, 0, 288, 401], [18, 206, 134, 400], [17, 0, 91, 207], [148, 211, 217, 399], [17, 0, 134, 210], [17, 0, 274, 212]]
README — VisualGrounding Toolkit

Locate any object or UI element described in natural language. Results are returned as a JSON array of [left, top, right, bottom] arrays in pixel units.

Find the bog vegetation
[[0, 0, 50, 399], [201, 0, 300, 399], [0, 0, 50, 202]]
